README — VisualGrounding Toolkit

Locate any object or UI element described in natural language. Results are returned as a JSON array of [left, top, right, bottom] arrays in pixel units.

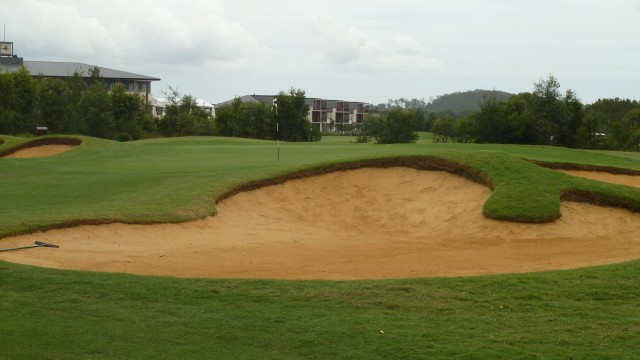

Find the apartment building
[[217, 94, 369, 132], [0, 42, 160, 101]]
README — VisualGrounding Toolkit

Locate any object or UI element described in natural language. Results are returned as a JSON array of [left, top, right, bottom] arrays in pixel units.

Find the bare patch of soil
[[2, 167, 640, 280]]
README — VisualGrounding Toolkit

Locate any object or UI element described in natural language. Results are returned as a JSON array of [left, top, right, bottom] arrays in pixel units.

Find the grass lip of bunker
[[530, 159, 640, 212], [0, 136, 82, 158]]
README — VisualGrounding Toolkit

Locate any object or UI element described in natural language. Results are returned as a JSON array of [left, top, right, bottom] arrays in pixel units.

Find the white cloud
[[3, 0, 639, 104], [6, 0, 272, 71], [7, 0, 119, 60], [109, 1, 263, 67], [296, 15, 441, 75]]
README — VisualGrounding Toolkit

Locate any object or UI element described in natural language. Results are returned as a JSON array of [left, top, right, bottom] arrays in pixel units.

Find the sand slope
[[2, 167, 640, 280], [559, 169, 640, 188]]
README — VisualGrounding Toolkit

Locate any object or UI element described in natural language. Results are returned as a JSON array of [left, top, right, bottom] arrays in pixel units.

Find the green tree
[[158, 87, 180, 136], [359, 115, 384, 143], [111, 83, 144, 141], [431, 117, 455, 143], [425, 112, 438, 131], [531, 75, 570, 145], [383, 108, 418, 143], [472, 96, 508, 143], [213, 98, 240, 137], [624, 109, 640, 151], [64, 72, 88, 133], [214, 97, 270, 139], [39, 78, 74, 133], [454, 115, 476, 143], [88, 66, 103, 85], [0, 68, 39, 134], [360, 108, 417, 144], [583, 98, 639, 140], [241, 101, 271, 139], [79, 82, 114, 138], [504, 93, 535, 144], [563, 89, 584, 148], [272, 88, 319, 142], [415, 108, 427, 131], [608, 108, 640, 150], [0, 71, 20, 134], [175, 96, 215, 136]]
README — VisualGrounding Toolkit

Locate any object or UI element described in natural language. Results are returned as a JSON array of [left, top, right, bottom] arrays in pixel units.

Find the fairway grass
[[1, 260, 639, 358], [2, 135, 640, 358]]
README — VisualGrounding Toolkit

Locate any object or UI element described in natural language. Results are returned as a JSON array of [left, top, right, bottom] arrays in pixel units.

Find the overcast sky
[[3, 0, 639, 105]]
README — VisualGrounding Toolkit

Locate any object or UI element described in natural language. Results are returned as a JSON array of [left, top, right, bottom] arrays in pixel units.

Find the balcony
[[336, 101, 350, 112], [357, 103, 369, 113], [313, 99, 328, 111]]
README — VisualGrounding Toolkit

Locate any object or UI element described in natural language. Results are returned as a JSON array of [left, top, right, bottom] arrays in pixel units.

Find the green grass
[[2, 260, 639, 359], [2, 135, 640, 236], [416, 131, 434, 143], [2, 134, 640, 358]]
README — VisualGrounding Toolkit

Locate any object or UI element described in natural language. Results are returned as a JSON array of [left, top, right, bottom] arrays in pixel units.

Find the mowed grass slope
[[1, 135, 640, 358]]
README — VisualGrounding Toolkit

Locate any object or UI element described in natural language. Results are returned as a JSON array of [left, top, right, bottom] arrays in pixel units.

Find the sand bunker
[[558, 169, 640, 188], [2, 144, 76, 158], [2, 167, 640, 280]]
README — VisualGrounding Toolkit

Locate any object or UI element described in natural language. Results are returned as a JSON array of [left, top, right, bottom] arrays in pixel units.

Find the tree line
[[380, 76, 639, 150], [357, 108, 418, 144], [0, 67, 155, 141], [4, 67, 637, 150], [0, 68, 321, 142], [215, 88, 321, 142], [426, 75, 640, 150], [0, 67, 224, 141]]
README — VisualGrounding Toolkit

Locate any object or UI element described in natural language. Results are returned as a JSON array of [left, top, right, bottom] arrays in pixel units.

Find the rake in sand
[[0, 241, 60, 253]]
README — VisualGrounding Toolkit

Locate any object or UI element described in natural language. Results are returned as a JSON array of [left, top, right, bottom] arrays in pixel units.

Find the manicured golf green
[[1, 135, 640, 358]]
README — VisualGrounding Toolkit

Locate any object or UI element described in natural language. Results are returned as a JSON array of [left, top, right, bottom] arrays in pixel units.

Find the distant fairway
[[2, 135, 640, 358]]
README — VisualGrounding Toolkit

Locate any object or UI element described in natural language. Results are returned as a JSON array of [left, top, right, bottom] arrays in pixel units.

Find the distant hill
[[426, 89, 513, 116]]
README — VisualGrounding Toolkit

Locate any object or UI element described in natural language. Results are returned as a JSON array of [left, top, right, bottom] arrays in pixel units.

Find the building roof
[[12, 60, 160, 81]]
